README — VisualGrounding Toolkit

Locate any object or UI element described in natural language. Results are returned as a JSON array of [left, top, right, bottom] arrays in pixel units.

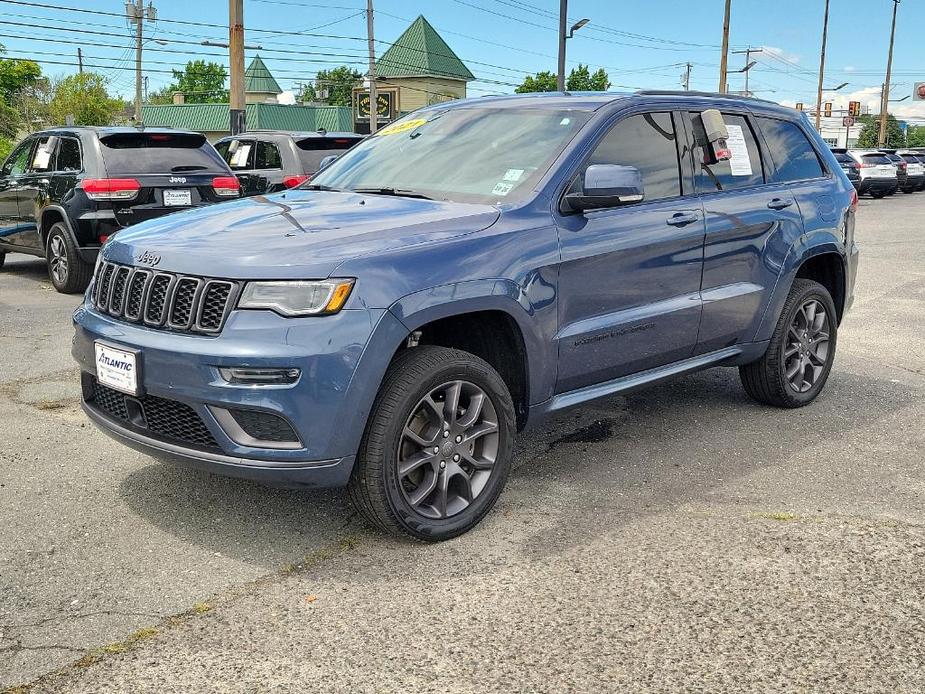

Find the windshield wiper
[[351, 187, 433, 200], [171, 165, 208, 172]]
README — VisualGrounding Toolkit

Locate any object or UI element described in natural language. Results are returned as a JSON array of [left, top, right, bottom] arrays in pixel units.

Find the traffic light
[[824, 102, 833, 118], [848, 100, 861, 117], [795, 102, 803, 111]]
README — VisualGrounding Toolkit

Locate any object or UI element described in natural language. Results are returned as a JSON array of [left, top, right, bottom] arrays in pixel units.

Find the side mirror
[[318, 154, 339, 171], [565, 164, 644, 212]]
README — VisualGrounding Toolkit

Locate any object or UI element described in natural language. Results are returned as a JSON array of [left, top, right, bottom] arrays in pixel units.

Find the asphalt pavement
[[1, 194, 923, 693]]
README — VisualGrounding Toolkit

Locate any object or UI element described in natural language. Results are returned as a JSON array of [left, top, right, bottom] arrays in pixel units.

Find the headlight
[[237, 279, 355, 316]]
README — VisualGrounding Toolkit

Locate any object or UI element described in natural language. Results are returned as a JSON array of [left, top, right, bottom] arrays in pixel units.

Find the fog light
[[219, 367, 300, 385]]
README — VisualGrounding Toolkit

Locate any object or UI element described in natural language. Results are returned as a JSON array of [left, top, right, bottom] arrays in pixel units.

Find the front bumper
[[72, 303, 407, 487]]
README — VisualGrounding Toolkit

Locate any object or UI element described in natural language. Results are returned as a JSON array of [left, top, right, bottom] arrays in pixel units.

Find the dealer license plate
[[163, 189, 192, 207], [95, 342, 139, 395]]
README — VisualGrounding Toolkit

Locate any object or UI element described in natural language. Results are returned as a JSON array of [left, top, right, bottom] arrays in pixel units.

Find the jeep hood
[[103, 190, 501, 279]]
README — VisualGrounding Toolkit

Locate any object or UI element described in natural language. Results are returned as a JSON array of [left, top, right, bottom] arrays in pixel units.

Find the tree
[[515, 71, 558, 93], [566, 64, 611, 91], [315, 66, 362, 107], [856, 113, 905, 148], [48, 73, 124, 127], [516, 66, 611, 93], [906, 125, 925, 148], [149, 60, 228, 104], [0, 48, 43, 138]]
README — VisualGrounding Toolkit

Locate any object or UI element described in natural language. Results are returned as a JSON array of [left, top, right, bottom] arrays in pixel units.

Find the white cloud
[[843, 66, 856, 73]]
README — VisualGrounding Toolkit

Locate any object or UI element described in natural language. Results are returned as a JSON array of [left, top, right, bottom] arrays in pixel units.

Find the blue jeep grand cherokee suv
[[73, 92, 859, 540]]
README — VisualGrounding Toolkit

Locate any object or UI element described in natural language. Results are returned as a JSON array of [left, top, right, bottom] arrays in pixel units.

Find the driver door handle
[[767, 197, 794, 210], [666, 211, 700, 227]]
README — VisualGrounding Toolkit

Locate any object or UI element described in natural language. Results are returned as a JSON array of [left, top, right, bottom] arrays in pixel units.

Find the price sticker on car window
[[725, 125, 753, 177], [230, 144, 251, 168], [377, 118, 428, 136], [491, 181, 514, 196]]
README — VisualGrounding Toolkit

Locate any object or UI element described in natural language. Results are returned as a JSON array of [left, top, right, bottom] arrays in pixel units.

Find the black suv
[[213, 130, 363, 196], [880, 151, 909, 193], [896, 150, 925, 192], [0, 127, 239, 293], [831, 149, 860, 189]]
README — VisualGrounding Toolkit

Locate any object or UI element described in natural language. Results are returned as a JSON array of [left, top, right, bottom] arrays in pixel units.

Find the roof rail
[[635, 89, 779, 105]]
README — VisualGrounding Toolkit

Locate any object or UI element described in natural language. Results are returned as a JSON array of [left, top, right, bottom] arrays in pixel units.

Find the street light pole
[[878, 0, 900, 147], [557, 0, 568, 91], [718, 0, 731, 93], [367, 0, 378, 134], [814, 0, 831, 130], [229, 0, 246, 135]]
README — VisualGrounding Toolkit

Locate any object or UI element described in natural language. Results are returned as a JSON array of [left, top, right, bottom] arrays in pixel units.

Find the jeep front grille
[[92, 261, 239, 335]]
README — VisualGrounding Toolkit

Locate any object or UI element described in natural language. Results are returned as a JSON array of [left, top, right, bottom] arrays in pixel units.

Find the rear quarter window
[[99, 132, 230, 175], [755, 117, 824, 182], [861, 154, 891, 165]]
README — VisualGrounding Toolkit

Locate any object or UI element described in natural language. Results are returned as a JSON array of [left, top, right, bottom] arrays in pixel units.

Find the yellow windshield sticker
[[377, 118, 428, 136]]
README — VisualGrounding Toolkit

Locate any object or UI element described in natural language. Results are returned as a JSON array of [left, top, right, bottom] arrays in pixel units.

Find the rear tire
[[348, 345, 515, 541], [45, 223, 92, 294], [739, 279, 838, 408], [871, 191, 886, 199], [0, 251, 5, 270]]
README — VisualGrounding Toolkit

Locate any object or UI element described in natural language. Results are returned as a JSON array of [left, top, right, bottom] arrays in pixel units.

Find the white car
[[846, 149, 898, 198]]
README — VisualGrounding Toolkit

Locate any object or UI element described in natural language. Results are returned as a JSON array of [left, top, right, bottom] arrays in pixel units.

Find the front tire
[[46, 223, 92, 294], [348, 346, 515, 541], [739, 279, 838, 408]]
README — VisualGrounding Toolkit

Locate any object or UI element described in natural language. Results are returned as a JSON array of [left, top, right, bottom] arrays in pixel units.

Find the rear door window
[[688, 112, 764, 193], [574, 111, 682, 202], [56, 137, 82, 172], [296, 137, 361, 171], [255, 140, 282, 169], [833, 153, 853, 164], [99, 132, 229, 175], [29, 136, 56, 172]]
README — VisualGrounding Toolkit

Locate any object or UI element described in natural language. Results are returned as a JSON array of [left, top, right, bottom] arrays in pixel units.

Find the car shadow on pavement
[[2, 255, 50, 285], [117, 365, 919, 571]]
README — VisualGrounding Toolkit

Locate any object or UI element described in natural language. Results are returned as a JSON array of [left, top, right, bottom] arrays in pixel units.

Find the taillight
[[212, 176, 240, 197], [850, 188, 858, 211], [282, 174, 310, 189], [80, 178, 141, 201]]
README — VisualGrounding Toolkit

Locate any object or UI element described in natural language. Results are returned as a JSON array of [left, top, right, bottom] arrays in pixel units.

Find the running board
[[545, 346, 743, 413]]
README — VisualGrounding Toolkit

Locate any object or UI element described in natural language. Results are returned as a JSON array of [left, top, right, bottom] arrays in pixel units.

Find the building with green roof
[[244, 55, 283, 104], [365, 15, 475, 119], [141, 103, 352, 142]]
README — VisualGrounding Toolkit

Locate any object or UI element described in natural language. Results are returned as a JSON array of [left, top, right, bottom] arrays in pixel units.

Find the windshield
[[309, 107, 591, 204]]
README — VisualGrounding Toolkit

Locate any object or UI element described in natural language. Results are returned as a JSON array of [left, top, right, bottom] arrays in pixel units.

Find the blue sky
[[2, 0, 924, 121]]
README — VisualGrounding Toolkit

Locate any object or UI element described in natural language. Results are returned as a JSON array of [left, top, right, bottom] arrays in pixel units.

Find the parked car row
[[0, 127, 360, 293], [831, 147, 925, 199]]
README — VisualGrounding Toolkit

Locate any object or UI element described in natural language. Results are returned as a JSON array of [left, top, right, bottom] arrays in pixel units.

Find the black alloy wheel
[[739, 278, 838, 408], [349, 346, 515, 541]]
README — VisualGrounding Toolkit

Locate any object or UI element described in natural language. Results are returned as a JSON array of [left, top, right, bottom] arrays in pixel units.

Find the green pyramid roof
[[244, 55, 282, 94], [376, 15, 474, 81]]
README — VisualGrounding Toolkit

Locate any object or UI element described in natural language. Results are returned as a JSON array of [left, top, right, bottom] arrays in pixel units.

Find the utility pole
[[732, 47, 762, 95], [133, 0, 143, 123], [366, 0, 378, 134], [878, 0, 900, 147], [557, 0, 567, 91], [718, 0, 731, 93], [683, 62, 692, 91], [229, 0, 245, 134], [814, 0, 831, 130], [77, 47, 83, 75]]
